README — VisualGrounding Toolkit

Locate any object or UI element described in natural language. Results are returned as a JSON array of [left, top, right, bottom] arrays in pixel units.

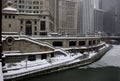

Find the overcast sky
[[102, 0, 117, 10]]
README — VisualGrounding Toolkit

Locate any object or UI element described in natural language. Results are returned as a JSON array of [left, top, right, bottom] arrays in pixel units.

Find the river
[[20, 45, 120, 81]]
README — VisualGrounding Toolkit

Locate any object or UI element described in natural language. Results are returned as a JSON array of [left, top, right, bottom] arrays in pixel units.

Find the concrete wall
[[36, 37, 101, 48], [3, 39, 54, 53]]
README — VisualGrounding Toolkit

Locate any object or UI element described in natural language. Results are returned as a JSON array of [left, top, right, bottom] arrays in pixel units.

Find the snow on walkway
[[3, 53, 84, 79]]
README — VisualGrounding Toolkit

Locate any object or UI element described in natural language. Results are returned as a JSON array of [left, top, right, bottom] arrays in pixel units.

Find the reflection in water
[[20, 45, 120, 81]]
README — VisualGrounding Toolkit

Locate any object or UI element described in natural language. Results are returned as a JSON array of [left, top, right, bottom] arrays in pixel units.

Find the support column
[[85, 40, 89, 47], [76, 40, 79, 47]]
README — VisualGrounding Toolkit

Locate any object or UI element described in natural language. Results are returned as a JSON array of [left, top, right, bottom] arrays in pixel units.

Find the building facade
[[77, 0, 83, 36], [2, 0, 55, 36], [94, 9, 104, 35], [56, 0, 78, 36], [77, 0, 94, 36]]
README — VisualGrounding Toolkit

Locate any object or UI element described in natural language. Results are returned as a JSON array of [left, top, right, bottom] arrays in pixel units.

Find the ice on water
[[86, 45, 120, 68]]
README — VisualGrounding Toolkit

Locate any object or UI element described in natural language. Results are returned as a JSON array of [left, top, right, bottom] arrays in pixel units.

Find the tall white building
[[93, 0, 102, 9], [77, 0, 83, 36], [77, 0, 94, 36], [83, 0, 94, 36], [56, 0, 78, 36]]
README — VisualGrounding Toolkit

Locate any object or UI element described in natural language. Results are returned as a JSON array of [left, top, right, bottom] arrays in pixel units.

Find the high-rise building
[[114, 0, 120, 35], [82, 0, 94, 36], [93, 0, 104, 36], [93, 0, 102, 9], [77, 0, 94, 36], [102, 0, 118, 36], [56, 0, 78, 36], [94, 9, 104, 35], [77, 0, 83, 36], [2, 0, 55, 36]]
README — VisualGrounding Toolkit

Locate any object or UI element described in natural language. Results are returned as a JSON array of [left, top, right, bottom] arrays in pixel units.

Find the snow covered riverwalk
[[3, 44, 111, 80]]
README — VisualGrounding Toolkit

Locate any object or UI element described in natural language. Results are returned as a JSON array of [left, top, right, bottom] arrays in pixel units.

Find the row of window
[[21, 26, 46, 32], [52, 40, 97, 47], [4, 15, 15, 19], [34, 32, 47, 35], [28, 53, 54, 61], [19, 10, 43, 13], [20, 19, 46, 24], [19, 5, 43, 9], [15, 0, 43, 5]]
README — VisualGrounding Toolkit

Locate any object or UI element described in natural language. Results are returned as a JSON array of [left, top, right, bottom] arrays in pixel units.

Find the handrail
[[20, 35, 55, 49]]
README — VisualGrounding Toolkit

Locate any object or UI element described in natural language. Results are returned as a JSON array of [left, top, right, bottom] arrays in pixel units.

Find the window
[[40, 32, 47, 35], [13, 16, 15, 19], [43, 16, 46, 19], [34, 21, 37, 25], [40, 21, 46, 30], [9, 24, 11, 28], [33, 1, 39, 5], [22, 10, 24, 13], [79, 41, 85, 46], [93, 40, 96, 45], [40, 6, 43, 9], [40, 1, 43, 5], [29, 6, 32, 9], [40, 11, 43, 14], [53, 41, 63, 47], [21, 1, 24, 3], [22, 5, 24, 8], [69, 41, 76, 47], [19, 0, 21, 3], [14, 0, 17, 3], [9, 48, 11, 51], [19, 10, 21, 12], [21, 20, 23, 24], [5, 15, 7, 18], [41, 54, 47, 60], [19, 5, 21, 8], [28, 11, 31, 13], [26, 6, 32, 9], [51, 53, 54, 57], [89, 41, 92, 46], [28, 55, 36, 61], [26, 1, 32, 4], [33, 6, 39, 9], [33, 11, 39, 13], [8, 38, 12, 43], [20, 26, 23, 31], [34, 32, 37, 35], [34, 26, 37, 31], [9, 16, 11, 19]]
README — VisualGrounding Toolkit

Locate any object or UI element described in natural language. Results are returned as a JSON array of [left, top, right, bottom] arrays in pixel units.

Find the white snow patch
[[3, 6, 17, 11]]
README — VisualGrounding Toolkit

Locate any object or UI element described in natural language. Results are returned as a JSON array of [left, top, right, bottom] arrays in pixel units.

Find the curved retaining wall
[[5, 45, 112, 81]]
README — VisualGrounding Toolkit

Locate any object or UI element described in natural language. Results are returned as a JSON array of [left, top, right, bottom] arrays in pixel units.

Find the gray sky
[[102, 0, 117, 10]]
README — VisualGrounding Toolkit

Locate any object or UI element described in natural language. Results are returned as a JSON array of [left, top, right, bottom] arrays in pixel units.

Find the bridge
[[101, 36, 120, 44]]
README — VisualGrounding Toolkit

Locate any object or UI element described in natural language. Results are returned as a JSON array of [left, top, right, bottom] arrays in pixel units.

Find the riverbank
[[4, 44, 112, 81]]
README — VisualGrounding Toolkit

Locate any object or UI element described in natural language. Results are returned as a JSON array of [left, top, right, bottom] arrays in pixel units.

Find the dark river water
[[21, 45, 120, 81]]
